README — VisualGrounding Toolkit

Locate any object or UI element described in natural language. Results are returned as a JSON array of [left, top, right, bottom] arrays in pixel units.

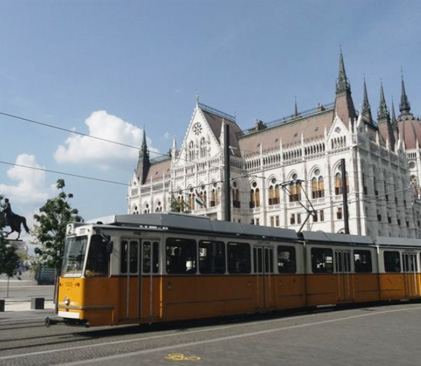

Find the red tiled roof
[[201, 109, 242, 157], [144, 159, 171, 183], [398, 115, 421, 150], [238, 110, 334, 155]]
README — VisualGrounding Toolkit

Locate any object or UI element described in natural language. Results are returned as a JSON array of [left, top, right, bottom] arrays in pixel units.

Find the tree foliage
[[0, 236, 20, 277], [170, 194, 190, 213], [33, 179, 83, 271]]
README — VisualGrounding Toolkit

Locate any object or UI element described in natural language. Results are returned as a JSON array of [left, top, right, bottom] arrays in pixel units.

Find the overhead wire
[[0, 160, 130, 187], [0, 111, 225, 170], [1, 110, 418, 221]]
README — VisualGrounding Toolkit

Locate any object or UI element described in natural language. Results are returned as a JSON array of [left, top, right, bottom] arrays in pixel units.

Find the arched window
[[143, 203, 150, 214], [311, 177, 318, 199], [176, 191, 185, 213], [210, 183, 219, 207], [289, 174, 301, 202], [155, 201, 162, 212], [188, 188, 194, 210], [250, 182, 260, 208], [335, 171, 349, 195], [200, 137, 207, 158], [268, 178, 280, 205], [311, 169, 324, 199], [189, 141, 195, 161], [232, 181, 240, 208]]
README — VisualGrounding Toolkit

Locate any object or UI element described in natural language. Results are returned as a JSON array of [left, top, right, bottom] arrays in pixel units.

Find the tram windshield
[[61, 236, 88, 277], [84, 234, 112, 277]]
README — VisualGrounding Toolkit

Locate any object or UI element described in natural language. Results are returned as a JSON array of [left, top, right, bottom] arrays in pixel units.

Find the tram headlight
[[64, 297, 70, 306]]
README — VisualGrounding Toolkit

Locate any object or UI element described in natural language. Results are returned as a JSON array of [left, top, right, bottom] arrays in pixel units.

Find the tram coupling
[[45, 316, 90, 328]]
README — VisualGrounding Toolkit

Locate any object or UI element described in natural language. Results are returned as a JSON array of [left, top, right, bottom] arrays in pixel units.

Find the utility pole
[[341, 158, 350, 234], [224, 123, 231, 222]]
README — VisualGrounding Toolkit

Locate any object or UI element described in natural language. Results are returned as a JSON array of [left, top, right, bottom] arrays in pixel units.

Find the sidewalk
[[2, 299, 55, 312]]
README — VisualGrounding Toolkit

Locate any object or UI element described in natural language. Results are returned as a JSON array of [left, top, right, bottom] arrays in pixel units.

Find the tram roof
[[301, 231, 373, 245], [88, 213, 298, 240], [375, 236, 421, 247]]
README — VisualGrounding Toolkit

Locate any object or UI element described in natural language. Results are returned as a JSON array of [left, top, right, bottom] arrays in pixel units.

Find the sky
[[0, 0, 420, 249]]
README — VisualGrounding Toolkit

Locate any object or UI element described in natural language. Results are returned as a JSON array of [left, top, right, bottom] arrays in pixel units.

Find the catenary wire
[[0, 160, 130, 187], [0, 111, 226, 170]]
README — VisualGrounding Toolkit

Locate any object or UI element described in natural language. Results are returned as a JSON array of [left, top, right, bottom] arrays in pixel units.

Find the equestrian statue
[[0, 198, 30, 240]]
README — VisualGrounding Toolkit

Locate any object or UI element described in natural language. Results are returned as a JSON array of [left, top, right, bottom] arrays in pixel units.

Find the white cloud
[[54, 111, 154, 170], [0, 154, 50, 205]]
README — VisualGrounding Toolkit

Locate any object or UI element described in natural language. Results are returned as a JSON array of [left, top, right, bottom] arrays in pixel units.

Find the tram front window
[[61, 236, 88, 277], [85, 235, 112, 277]]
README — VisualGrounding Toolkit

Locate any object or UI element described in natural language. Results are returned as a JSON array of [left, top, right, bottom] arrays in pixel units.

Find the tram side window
[[228, 242, 251, 274], [277, 246, 296, 273], [120, 240, 138, 274], [311, 248, 333, 273], [384, 251, 401, 272], [166, 238, 197, 274], [121, 241, 128, 273], [85, 236, 110, 277], [199, 240, 226, 274], [129, 241, 138, 273], [143, 241, 159, 274], [354, 250, 372, 273]]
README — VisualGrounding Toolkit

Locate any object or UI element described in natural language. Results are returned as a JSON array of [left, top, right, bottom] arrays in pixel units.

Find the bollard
[[0, 299, 4, 312], [31, 297, 45, 310]]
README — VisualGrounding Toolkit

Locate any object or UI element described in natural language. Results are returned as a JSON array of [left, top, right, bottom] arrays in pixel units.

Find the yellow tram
[[49, 213, 421, 327]]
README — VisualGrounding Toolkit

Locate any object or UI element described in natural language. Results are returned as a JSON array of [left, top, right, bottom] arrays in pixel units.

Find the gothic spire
[[399, 75, 411, 115], [361, 78, 373, 123], [391, 98, 397, 127], [334, 50, 356, 127], [140, 129, 148, 157], [294, 97, 299, 117], [377, 83, 395, 150], [336, 49, 351, 95], [377, 81, 390, 122], [136, 128, 151, 184]]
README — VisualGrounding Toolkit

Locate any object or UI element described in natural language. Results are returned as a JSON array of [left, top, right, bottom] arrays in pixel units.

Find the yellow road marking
[[165, 353, 201, 361]]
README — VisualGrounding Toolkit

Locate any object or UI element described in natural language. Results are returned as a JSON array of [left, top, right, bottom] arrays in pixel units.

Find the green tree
[[33, 179, 83, 273], [0, 236, 20, 277]]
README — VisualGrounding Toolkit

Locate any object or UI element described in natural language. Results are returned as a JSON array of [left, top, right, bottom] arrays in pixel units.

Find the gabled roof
[[144, 157, 171, 183], [199, 104, 243, 158]]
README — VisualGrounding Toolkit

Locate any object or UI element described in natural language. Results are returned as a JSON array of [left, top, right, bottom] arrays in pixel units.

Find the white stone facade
[[128, 57, 421, 240]]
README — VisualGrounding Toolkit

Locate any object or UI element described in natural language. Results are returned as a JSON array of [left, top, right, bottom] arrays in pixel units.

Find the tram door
[[334, 250, 353, 302], [402, 252, 419, 298], [120, 239, 160, 322], [253, 246, 275, 310], [120, 239, 141, 321], [140, 240, 160, 319]]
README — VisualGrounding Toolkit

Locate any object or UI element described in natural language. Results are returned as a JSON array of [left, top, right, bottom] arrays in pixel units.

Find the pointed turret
[[361, 78, 373, 123], [377, 83, 395, 150], [334, 50, 356, 127], [399, 75, 411, 116], [336, 50, 351, 94], [294, 98, 299, 117], [136, 129, 151, 184], [391, 98, 397, 126], [377, 82, 390, 121], [171, 136, 178, 161]]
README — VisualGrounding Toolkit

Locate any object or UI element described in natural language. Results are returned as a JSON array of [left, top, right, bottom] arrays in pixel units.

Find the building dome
[[398, 115, 421, 150]]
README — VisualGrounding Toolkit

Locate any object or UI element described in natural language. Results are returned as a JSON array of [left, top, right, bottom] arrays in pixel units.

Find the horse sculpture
[[0, 212, 30, 240]]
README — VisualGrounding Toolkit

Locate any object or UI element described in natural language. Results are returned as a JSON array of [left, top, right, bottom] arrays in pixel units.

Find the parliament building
[[128, 53, 421, 239]]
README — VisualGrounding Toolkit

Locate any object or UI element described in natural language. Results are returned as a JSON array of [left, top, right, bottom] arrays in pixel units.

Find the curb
[[0, 300, 55, 312]]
